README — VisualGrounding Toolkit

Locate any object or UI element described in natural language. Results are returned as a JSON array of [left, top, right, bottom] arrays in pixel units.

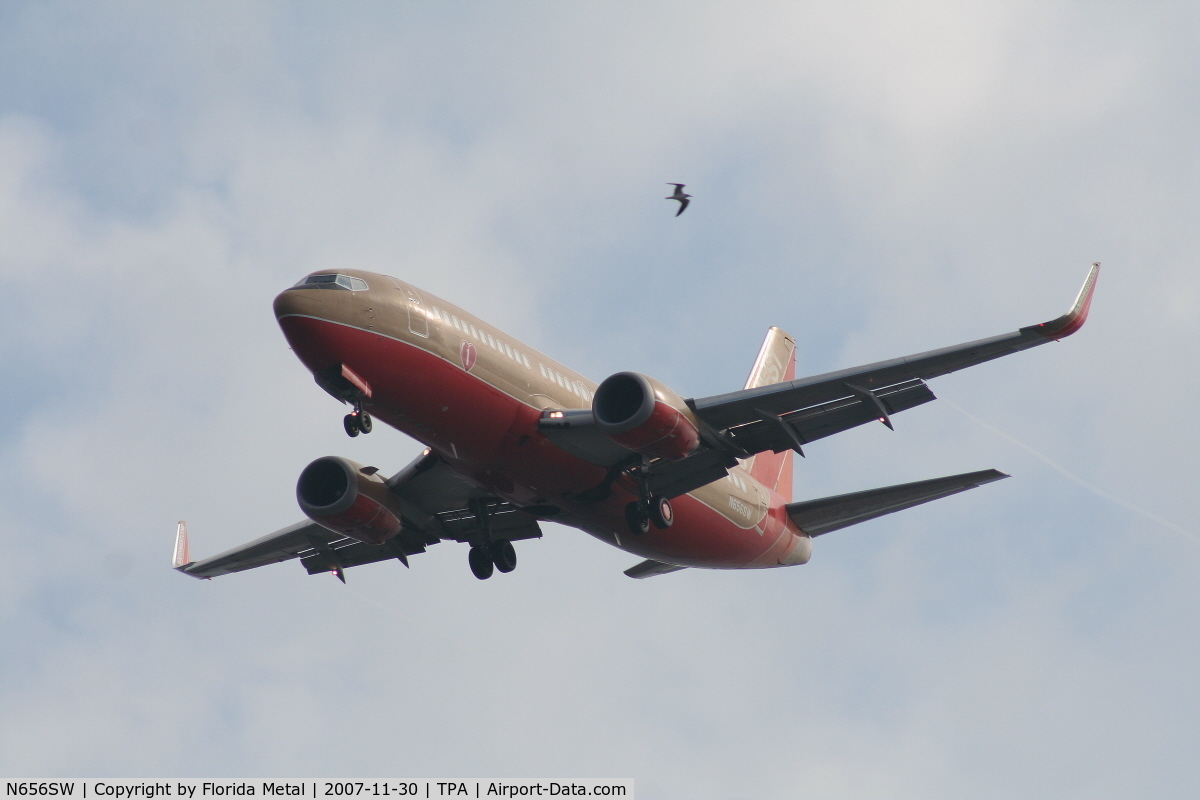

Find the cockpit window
[[293, 274, 369, 291]]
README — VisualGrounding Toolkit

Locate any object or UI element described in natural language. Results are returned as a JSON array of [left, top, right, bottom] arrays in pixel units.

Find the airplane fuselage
[[273, 270, 812, 570]]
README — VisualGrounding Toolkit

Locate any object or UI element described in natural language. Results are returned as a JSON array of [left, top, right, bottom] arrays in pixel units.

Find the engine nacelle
[[296, 456, 403, 545], [592, 371, 701, 461]]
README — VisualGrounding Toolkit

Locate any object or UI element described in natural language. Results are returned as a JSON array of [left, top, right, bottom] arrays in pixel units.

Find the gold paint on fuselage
[[276, 269, 779, 543]]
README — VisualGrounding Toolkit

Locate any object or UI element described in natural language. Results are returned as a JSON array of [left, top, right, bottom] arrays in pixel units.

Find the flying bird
[[666, 183, 691, 216]]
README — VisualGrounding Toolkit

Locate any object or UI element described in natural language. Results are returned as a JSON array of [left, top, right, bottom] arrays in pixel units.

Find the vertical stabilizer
[[744, 327, 796, 391], [743, 327, 796, 502]]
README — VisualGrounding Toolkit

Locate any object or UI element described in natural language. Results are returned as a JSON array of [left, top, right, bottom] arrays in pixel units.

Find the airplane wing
[[174, 449, 543, 580], [537, 264, 1097, 500], [685, 263, 1099, 465]]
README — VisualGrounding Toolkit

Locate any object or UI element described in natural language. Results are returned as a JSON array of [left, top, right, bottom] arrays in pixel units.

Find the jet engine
[[592, 371, 701, 461], [296, 456, 404, 545]]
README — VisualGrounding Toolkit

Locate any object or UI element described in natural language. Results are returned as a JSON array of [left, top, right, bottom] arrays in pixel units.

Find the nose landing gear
[[343, 406, 373, 437]]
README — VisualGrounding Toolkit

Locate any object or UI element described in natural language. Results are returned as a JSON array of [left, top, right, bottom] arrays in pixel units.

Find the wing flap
[[722, 379, 936, 455], [786, 469, 1008, 537], [435, 503, 544, 543], [300, 537, 418, 575]]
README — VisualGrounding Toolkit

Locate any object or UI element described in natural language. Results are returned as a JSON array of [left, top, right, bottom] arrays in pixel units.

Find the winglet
[[172, 520, 191, 570], [1028, 262, 1100, 340]]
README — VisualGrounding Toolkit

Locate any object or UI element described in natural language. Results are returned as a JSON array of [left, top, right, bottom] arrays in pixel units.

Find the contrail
[[343, 584, 469, 649], [942, 397, 1199, 546]]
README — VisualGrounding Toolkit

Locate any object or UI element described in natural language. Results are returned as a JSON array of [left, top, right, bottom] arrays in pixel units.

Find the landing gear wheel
[[468, 546, 494, 580], [358, 412, 373, 434], [491, 540, 517, 573], [649, 495, 674, 529], [625, 502, 651, 536], [343, 413, 360, 437]]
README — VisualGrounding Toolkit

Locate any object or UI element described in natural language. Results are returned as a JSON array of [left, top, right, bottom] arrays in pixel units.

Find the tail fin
[[743, 327, 797, 502]]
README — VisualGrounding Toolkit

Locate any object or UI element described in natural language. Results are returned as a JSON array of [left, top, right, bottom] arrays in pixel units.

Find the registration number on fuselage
[[727, 495, 758, 520]]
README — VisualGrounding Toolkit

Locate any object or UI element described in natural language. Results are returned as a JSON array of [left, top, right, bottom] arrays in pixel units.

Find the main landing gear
[[625, 495, 674, 536], [468, 540, 517, 580], [575, 455, 675, 536], [599, 456, 673, 536], [343, 407, 373, 437], [466, 497, 518, 580]]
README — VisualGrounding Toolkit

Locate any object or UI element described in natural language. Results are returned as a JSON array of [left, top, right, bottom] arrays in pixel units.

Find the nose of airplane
[[273, 286, 327, 321]]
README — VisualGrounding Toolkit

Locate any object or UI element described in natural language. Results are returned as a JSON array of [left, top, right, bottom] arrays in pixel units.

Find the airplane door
[[401, 285, 430, 338]]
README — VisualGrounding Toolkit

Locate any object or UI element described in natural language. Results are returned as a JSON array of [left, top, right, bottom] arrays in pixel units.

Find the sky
[[1, 2, 1198, 797]]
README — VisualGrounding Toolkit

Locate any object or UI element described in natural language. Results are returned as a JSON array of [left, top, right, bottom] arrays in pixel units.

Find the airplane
[[173, 262, 1099, 582]]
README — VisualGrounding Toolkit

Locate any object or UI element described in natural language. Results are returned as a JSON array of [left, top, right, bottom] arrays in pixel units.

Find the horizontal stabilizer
[[786, 469, 1008, 537], [624, 559, 687, 579]]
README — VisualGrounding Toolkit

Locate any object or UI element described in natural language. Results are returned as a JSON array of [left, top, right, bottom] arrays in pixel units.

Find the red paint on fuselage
[[275, 278, 809, 570]]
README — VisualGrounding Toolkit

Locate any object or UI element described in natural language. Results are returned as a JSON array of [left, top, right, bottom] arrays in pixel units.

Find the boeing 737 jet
[[174, 263, 1099, 582]]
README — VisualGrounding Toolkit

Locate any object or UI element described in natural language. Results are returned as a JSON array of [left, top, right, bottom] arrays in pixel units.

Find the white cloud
[[0, 2, 1198, 797]]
